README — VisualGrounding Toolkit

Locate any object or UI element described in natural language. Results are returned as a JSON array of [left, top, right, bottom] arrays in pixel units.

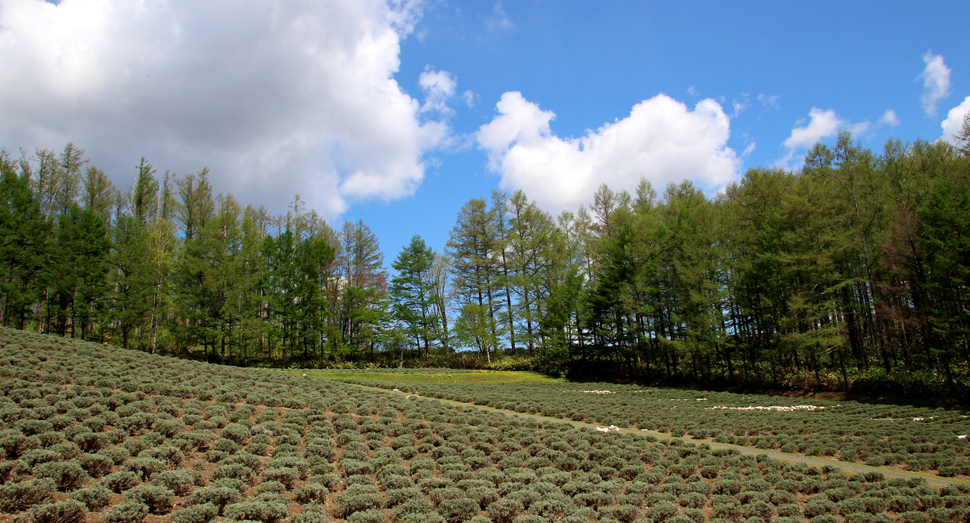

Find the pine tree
[[0, 155, 51, 329], [82, 166, 117, 226], [109, 214, 153, 349], [505, 190, 559, 353], [337, 220, 387, 355], [448, 198, 502, 359], [391, 235, 439, 356], [173, 170, 216, 357], [46, 205, 111, 338], [918, 177, 970, 387]]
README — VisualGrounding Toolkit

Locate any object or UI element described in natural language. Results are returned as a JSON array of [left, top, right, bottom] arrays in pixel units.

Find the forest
[[1, 121, 969, 396]]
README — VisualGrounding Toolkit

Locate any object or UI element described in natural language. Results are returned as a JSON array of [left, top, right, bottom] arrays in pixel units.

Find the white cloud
[[740, 141, 756, 160], [941, 96, 970, 145], [920, 51, 951, 117], [757, 94, 780, 111], [879, 110, 900, 127], [783, 108, 844, 150], [477, 92, 741, 214], [688, 85, 698, 98], [731, 93, 749, 118], [779, 108, 869, 168], [485, 3, 512, 32], [0, 0, 449, 218], [732, 101, 745, 117], [419, 67, 457, 116], [850, 121, 872, 136]]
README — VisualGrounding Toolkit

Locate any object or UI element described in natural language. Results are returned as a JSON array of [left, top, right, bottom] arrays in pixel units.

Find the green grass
[[286, 369, 560, 385]]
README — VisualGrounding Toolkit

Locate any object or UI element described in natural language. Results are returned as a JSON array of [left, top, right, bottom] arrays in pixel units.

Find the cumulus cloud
[[476, 92, 741, 214], [920, 52, 951, 117], [779, 108, 869, 168], [0, 0, 450, 218], [783, 108, 844, 150], [880, 110, 900, 127], [941, 96, 970, 145]]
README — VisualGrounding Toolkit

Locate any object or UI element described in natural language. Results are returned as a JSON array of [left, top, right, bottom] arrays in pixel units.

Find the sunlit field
[[289, 369, 559, 385], [3, 327, 970, 523]]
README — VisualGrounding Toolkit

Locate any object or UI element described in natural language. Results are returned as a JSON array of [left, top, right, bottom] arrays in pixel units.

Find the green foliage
[[0, 478, 55, 512], [221, 423, 251, 445], [77, 453, 113, 478], [396, 513, 447, 523], [170, 503, 219, 523], [222, 500, 288, 523], [0, 165, 51, 330], [102, 471, 141, 493], [151, 469, 202, 496], [347, 509, 389, 523], [212, 463, 257, 485], [391, 235, 446, 355], [32, 460, 88, 491], [0, 430, 29, 458], [185, 486, 243, 514], [293, 483, 329, 504], [125, 485, 174, 515], [335, 484, 385, 518], [27, 500, 86, 523], [486, 499, 524, 523], [121, 457, 167, 480], [102, 502, 149, 523], [70, 485, 112, 512], [4, 136, 970, 398], [290, 511, 328, 523], [261, 467, 299, 489]]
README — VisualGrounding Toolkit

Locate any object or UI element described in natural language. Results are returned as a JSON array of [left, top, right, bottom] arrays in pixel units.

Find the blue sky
[[357, 1, 970, 259], [2, 0, 969, 265]]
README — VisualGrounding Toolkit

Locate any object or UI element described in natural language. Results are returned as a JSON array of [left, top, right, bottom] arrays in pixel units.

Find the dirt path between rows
[[349, 382, 970, 490]]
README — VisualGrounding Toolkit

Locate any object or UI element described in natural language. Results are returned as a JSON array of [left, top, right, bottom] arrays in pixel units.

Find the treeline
[[439, 131, 970, 395], [2, 123, 970, 394], [0, 145, 398, 364]]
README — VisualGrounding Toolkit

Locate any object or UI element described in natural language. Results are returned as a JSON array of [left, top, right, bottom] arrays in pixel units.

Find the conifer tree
[[47, 205, 110, 338], [391, 235, 439, 356], [337, 220, 387, 355], [109, 213, 153, 349], [0, 154, 50, 329], [448, 198, 502, 359]]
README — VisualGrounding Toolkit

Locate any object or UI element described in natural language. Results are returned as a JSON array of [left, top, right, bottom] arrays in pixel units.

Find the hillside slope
[[1, 328, 968, 523]]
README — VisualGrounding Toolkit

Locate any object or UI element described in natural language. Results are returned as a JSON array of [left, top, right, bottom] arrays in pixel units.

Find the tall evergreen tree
[[46, 205, 110, 338], [391, 235, 439, 356], [448, 198, 502, 359], [919, 176, 970, 386], [109, 214, 153, 349], [337, 220, 387, 355], [82, 166, 117, 226], [0, 155, 50, 329], [173, 170, 216, 356]]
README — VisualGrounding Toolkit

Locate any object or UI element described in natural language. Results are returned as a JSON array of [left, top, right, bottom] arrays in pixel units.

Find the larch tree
[[391, 234, 439, 356], [0, 155, 50, 329], [448, 198, 502, 359], [337, 220, 387, 355]]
